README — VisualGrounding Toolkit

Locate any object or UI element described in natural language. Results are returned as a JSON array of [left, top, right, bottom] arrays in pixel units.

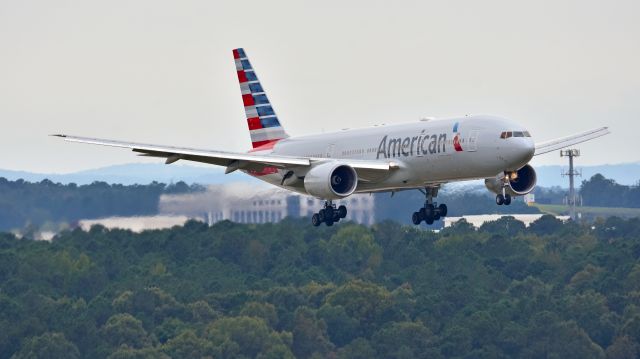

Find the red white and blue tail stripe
[[233, 48, 289, 149]]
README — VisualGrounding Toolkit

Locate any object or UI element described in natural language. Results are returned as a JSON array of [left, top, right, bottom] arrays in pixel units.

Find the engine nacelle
[[485, 164, 537, 196], [304, 163, 358, 199]]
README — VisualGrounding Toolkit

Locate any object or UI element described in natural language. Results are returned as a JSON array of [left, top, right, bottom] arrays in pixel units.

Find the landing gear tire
[[412, 212, 422, 225], [337, 205, 347, 219], [324, 207, 334, 220], [504, 194, 512, 205], [496, 194, 505, 205], [424, 204, 435, 218], [438, 204, 448, 217], [312, 213, 321, 227]]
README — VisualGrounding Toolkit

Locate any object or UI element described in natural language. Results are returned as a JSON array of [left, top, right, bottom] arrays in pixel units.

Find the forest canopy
[[1, 216, 640, 358]]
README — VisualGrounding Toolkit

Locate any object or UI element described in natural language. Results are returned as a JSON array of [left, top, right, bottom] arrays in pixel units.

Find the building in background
[[79, 215, 196, 233], [444, 214, 570, 228], [159, 183, 375, 225]]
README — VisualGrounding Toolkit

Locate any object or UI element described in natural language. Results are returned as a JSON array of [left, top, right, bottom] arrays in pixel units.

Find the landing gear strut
[[412, 186, 448, 226], [312, 201, 347, 227], [495, 178, 512, 206]]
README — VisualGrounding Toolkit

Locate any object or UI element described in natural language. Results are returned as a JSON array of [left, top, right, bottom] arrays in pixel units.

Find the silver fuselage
[[248, 115, 535, 196]]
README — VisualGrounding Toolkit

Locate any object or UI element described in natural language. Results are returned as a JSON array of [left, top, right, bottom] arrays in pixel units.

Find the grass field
[[531, 203, 640, 218]]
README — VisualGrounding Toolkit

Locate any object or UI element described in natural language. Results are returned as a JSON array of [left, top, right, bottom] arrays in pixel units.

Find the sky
[[1, 0, 638, 173]]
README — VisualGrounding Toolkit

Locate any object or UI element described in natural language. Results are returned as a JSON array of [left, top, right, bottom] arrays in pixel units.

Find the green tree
[[336, 338, 376, 359], [322, 225, 382, 273], [101, 314, 152, 349], [605, 335, 639, 359], [291, 307, 333, 358], [371, 321, 439, 359], [240, 301, 279, 327], [479, 216, 526, 236], [317, 304, 360, 347], [529, 214, 564, 236], [106, 345, 170, 359], [189, 300, 219, 323], [325, 280, 393, 335], [580, 174, 630, 207], [12, 332, 80, 359], [206, 316, 293, 359], [161, 330, 212, 358], [522, 320, 605, 359]]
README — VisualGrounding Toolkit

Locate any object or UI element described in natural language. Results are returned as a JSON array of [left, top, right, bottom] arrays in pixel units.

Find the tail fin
[[233, 48, 289, 149]]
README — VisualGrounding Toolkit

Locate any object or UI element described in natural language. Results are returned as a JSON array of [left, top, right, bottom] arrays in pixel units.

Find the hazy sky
[[1, 0, 638, 173]]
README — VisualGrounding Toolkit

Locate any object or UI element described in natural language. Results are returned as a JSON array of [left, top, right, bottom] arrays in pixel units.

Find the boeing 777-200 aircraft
[[55, 48, 610, 226]]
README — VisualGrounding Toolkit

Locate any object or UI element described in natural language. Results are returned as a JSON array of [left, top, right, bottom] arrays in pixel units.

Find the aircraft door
[[325, 144, 335, 158], [467, 130, 479, 152]]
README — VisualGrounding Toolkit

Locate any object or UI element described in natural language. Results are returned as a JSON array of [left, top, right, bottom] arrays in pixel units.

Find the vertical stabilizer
[[233, 48, 289, 149]]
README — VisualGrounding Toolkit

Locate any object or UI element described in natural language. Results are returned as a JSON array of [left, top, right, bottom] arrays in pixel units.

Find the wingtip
[[50, 134, 67, 138]]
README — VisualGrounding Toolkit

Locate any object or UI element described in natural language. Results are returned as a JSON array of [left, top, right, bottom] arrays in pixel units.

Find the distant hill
[[0, 163, 261, 185], [1, 161, 638, 187]]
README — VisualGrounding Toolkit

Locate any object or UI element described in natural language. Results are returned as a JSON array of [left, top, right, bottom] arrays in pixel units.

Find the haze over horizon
[[1, 0, 638, 173]]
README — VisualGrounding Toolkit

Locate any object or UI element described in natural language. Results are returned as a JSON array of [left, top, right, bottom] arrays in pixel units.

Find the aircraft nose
[[513, 139, 535, 165]]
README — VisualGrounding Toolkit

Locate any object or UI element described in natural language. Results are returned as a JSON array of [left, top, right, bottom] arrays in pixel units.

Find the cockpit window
[[500, 131, 513, 139], [500, 130, 531, 139]]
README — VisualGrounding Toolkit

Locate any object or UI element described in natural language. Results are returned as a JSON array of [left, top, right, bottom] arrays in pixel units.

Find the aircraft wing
[[52, 135, 396, 173], [534, 127, 610, 156]]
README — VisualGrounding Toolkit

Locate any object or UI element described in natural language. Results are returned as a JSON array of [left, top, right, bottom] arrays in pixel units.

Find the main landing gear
[[412, 186, 448, 225], [312, 201, 347, 227]]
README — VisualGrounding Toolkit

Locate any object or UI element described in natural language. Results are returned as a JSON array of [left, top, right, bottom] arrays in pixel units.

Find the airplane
[[54, 48, 610, 227]]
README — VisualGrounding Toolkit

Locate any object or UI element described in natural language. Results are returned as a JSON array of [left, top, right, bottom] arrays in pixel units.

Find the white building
[[159, 183, 375, 225], [79, 215, 196, 233], [443, 214, 570, 228]]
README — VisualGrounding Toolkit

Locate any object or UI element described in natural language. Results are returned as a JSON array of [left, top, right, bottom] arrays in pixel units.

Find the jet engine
[[485, 164, 537, 196], [304, 162, 358, 199]]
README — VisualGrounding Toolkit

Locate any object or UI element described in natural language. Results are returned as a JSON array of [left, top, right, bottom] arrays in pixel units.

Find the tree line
[[1, 173, 635, 232], [533, 174, 640, 208], [580, 174, 640, 208], [0, 178, 202, 231], [1, 216, 639, 358]]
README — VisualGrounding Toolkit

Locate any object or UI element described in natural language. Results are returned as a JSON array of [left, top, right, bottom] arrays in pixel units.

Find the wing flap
[[534, 127, 610, 156]]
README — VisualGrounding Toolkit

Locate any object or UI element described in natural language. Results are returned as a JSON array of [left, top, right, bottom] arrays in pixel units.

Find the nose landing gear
[[496, 193, 512, 205], [312, 201, 348, 227], [412, 186, 448, 225], [496, 177, 512, 206]]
